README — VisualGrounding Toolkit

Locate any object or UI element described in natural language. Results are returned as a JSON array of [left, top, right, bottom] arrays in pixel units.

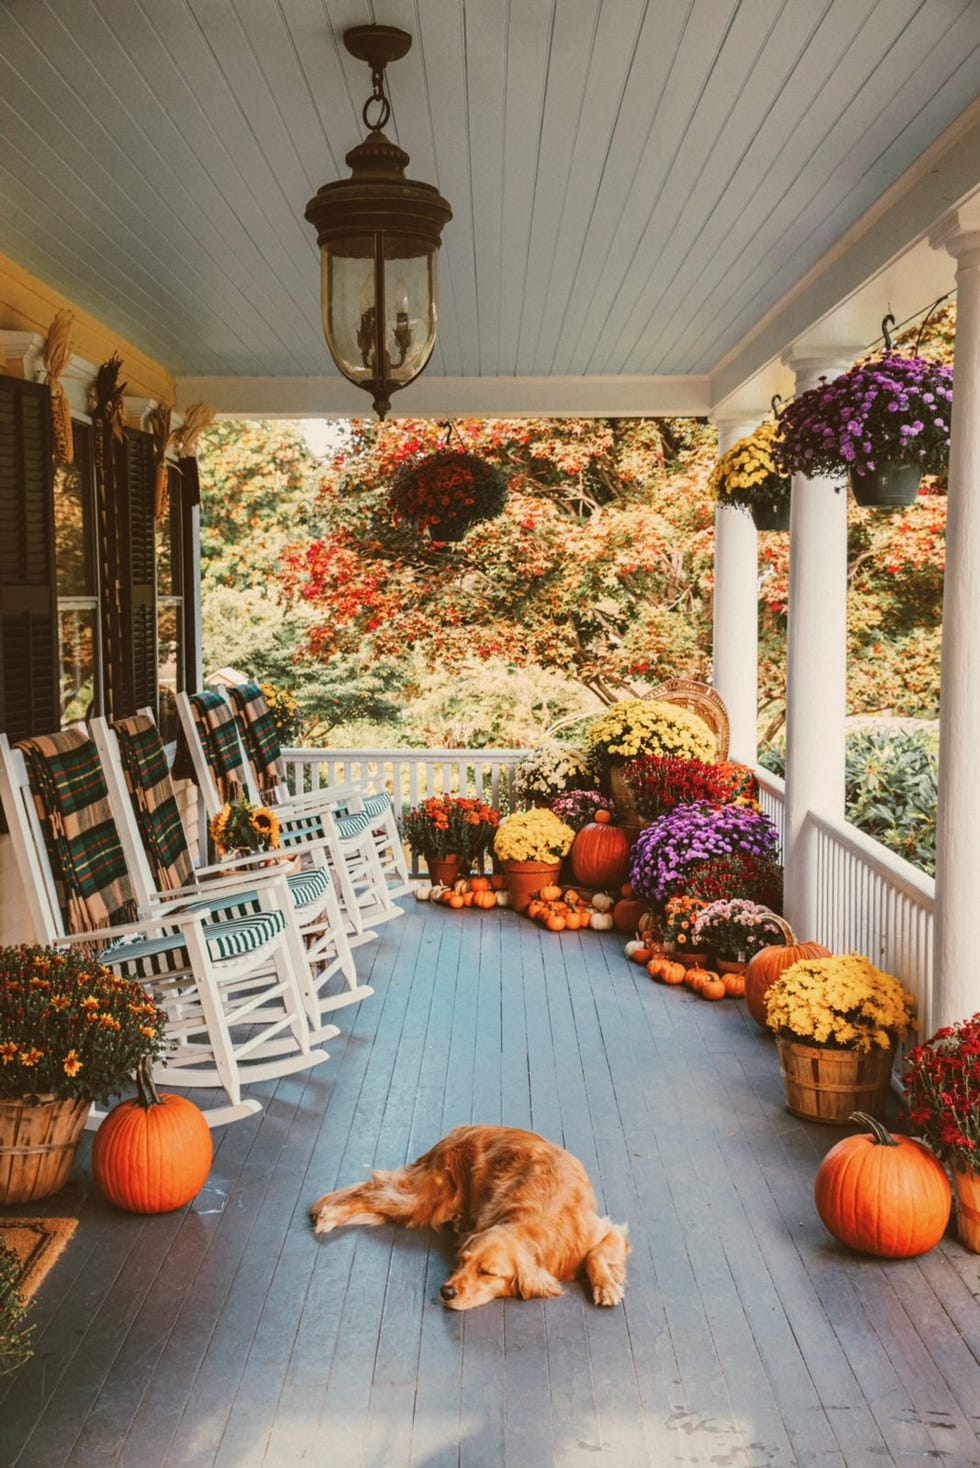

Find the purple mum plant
[[629, 801, 780, 906], [773, 352, 953, 483]]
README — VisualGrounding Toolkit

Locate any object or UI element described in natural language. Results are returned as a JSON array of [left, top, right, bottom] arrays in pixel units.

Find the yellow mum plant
[[586, 699, 716, 768], [493, 809, 576, 864], [710, 420, 790, 514], [764, 953, 916, 1053]]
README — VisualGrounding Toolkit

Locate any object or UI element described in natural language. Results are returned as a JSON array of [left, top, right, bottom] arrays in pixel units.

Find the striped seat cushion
[[361, 791, 393, 819], [286, 867, 330, 908], [334, 810, 373, 840], [102, 907, 286, 980]]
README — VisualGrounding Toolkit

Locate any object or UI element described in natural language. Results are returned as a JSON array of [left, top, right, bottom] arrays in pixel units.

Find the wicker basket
[[648, 679, 730, 761], [776, 1040, 895, 1125], [0, 1095, 90, 1205]]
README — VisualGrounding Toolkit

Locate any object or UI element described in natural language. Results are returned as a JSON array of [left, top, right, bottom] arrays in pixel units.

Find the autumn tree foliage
[[279, 416, 718, 707]]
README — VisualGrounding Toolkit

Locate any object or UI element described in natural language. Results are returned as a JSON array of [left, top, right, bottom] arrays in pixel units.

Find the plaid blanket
[[112, 715, 196, 892], [227, 682, 285, 796], [187, 690, 249, 804], [18, 729, 138, 933]]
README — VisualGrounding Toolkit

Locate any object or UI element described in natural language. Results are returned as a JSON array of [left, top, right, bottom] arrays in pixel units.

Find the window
[[53, 424, 100, 724]]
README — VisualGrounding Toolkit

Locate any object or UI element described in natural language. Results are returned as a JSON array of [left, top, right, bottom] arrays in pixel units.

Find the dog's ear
[[512, 1244, 563, 1300]]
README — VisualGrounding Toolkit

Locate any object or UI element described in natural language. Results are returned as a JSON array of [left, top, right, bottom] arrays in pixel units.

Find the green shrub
[[758, 727, 937, 876]]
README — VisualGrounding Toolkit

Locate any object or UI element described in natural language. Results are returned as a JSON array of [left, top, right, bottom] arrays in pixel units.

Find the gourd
[[745, 935, 832, 1028], [813, 1112, 951, 1259], [589, 911, 614, 931], [92, 1057, 213, 1214], [570, 821, 631, 890], [495, 889, 511, 907], [414, 883, 432, 901], [590, 892, 614, 913]]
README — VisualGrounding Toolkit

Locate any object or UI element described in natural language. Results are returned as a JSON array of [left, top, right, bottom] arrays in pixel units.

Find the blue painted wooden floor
[[3, 901, 980, 1468]]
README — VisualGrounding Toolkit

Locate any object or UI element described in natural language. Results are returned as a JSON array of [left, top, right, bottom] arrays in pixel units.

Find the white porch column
[[711, 414, 762, 765], [782, 349, 859, 938], [930, 202, 980, 1028]]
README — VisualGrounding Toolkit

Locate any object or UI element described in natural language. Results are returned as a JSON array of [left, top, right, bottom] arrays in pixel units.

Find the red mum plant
[[623, 755, 756, 822], [903, 1014, 980, 1173], [682, 849, 784, 912]]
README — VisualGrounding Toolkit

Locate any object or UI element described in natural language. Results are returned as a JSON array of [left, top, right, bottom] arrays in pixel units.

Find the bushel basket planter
[[776, 1039, 896, 1124], [0, 1094, 90, 1205]]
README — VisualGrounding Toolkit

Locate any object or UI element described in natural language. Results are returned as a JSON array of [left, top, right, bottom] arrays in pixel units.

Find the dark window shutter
[[124, 428, 157, 716], [0, 376, 59, 738]]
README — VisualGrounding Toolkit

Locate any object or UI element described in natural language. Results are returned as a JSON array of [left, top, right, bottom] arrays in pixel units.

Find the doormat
[[0, 1217, 78, 1300]]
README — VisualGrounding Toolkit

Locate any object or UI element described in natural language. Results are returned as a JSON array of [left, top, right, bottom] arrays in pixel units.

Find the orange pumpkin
[[722, 970, 746, 998], [700, 976, 726, 1001], [660, 961, 686, 985], [92, 1058, 213, 1214], [564, 911, 583, 931], [527, 899, 544, 920], [539, 883, 563, 902], [570, 821, 631, 890], [490, 874, 507, 891], [473, 889, 496, 910], [545, 913, 566, 932], [685, 966, 716, 993], [594, 808, 612, 824], [469, 876, 491, 894], [612, 898, 649, 933], [745, 937, 832, 1028], [814, 1112, 951, 1258]]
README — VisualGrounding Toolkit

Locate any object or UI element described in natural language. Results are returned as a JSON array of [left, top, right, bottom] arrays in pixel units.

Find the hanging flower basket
[[710, 419, 791, 526], [773, 349, 953, 502], [847, 461, 922, 509], [389, 450, 508, 541]]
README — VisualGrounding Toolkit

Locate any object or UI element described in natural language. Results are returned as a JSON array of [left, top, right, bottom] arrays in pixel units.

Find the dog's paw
[[591, 1275, 626, 1307]]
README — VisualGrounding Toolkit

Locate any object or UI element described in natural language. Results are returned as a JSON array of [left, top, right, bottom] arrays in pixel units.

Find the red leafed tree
[[279, 416, 718, 706]]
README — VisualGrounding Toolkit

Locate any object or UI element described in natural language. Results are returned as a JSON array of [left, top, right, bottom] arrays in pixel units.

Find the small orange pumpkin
[[539, 883, 563, 902], [700, 976, 726, 1001], [473, 889, 496, 910], [594, 808, 612, 824], [469, 876, 491, 894], [545, 913, 566, 932], [722, 970, 747, 998], [92, 1058, 213, 1214]]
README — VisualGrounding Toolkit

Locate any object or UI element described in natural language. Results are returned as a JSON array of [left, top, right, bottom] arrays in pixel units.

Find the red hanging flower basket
[[389, 450, 508, 540]]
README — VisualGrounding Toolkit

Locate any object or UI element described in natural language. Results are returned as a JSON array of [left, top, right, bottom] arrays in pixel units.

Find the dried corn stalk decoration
[[42, 308, 76, 464], [147, 403, 176, 519], [173, 403, 215, 507]]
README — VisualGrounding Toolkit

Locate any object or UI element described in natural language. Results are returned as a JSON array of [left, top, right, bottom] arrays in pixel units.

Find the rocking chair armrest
[[275, 782, 366, 816]]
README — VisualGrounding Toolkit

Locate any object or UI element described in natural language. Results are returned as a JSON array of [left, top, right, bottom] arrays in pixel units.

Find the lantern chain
[[362, 64, 392, 132]]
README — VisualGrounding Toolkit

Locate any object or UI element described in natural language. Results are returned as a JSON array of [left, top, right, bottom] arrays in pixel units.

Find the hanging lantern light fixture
[[305, 25, 452, 420]]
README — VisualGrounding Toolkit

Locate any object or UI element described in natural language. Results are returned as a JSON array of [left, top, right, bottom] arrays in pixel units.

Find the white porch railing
[[283, 747, 935, 1039], [753, 766, 935, 1052]]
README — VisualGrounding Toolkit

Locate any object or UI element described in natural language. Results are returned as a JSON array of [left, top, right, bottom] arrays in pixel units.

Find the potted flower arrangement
[[401, 794, 500, 886], [903, 1014, 980, 1252], [550, 788, 615, 832], [689, 899, 788, 966], [493, 809, 576, 912], [388, 450, 508, 541], [764, 953, 916, 1123], [710, 419, 791, 531], [0, 944, 168, 1204], [661, 895, 708, 962], [622, 754, 755, 824], [513, 746, 599, 805], [209, 791, 280, 857], [586, 700, 717, 823], [629, 801, 781, 908], [773, 351, 953, 508]]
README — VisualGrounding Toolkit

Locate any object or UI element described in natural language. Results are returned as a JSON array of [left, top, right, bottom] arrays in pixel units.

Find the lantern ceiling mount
[[304, 24, 452, 420]]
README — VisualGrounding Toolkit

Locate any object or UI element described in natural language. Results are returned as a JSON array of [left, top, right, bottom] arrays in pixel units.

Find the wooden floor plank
[[5, 905, 980, 1468]]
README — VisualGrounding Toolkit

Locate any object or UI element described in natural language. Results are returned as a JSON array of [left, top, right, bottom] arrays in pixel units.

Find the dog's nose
[[440, 1283, 457, 1301]]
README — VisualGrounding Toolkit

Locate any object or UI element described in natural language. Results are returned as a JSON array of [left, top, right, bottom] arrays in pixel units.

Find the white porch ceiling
[[1, 0, 979, 417]]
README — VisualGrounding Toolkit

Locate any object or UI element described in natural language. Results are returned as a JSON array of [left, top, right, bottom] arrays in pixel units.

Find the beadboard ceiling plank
[[667, 0, 980, 374]]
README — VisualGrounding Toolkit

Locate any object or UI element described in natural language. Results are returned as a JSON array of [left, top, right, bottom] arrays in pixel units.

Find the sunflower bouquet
[[209, 792, 280, 857]]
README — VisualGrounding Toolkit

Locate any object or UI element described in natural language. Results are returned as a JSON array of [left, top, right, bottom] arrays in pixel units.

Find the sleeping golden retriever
[[309, 1124, 629, 1310]]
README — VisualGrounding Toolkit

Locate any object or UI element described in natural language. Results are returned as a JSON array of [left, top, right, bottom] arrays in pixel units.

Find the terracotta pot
[[952, 1168, 980, 1254], [776, 1039, 895, 1125], [426, 854, 463, 887], [717, 958, 747, 975], [500, 859, 562, 914], [0, 1094, 90, 1205]]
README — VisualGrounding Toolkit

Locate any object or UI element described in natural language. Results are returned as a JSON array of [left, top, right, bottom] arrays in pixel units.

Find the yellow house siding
[[0, 251, 175, 404]]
